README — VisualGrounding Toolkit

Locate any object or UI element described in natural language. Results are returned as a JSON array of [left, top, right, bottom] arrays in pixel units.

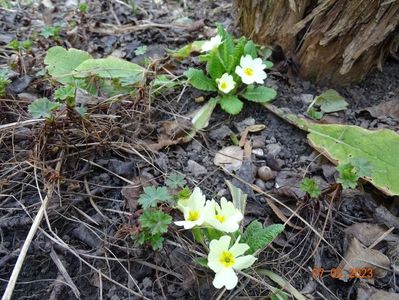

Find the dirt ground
[[1, 0, 399, 299]]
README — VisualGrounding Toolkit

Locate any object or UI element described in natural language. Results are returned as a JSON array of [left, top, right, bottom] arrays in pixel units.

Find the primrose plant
[[183, 25, 276, 115], [174, 184, 284, 290]]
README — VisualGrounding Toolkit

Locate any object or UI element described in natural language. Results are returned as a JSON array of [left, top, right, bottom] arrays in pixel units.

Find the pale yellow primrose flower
[[217, 73, 235, 94], [208, 235, 257, 290], [204, 198, 243, 233], [175, 187, 206, 229], [201, 35, 222, 52], [235, 55, 267, 85]]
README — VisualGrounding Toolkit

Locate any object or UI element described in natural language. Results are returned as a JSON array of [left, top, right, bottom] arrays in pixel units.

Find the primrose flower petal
[[207, 235, 256, 290], [175, 187, 206, 229], [217, 73, 235, 94], [201, 35, 222, 52], [204, 198, 243, 233], [235, 54, 267, 85]]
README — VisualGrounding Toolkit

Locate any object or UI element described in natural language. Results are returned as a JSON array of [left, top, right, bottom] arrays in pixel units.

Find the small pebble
[[257, 166, 276, 181]]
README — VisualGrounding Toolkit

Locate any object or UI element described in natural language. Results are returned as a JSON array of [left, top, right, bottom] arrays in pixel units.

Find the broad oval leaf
[[184, 68, 217, 92], [242, 86, 277, 103], [74, 57, 145, 85], [44, 46, 91, 84], [307, 123, 399, 196]]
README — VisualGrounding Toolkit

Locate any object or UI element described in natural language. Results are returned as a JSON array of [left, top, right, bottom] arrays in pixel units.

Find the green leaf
[[44, 46, 92, 84], [225, 180, 247, 217], [241, 221, 284, 254], [40, 25, 60, 39], [216, 25, 235, 71], [184, 68, 216, 91], [165, 172, 187, 189], [170, 41, 205, 59], [307, 107, 324, 120], [74, 57, 145, 85], [228, 37, 246, 73], [219, 95, 243, 115], [139, 209, 172, 235], [336, 162, 359, 189], [242, 86, 277, 103], [54, 85, 75, 101], [264, 60, 274, 69], [243, 40, 257, 58], [78, 3, 89, 13], [28, 98, 60, 119], [300, 178, 321, 198], [194, 257, 208, 268], [150, 233, 164, 250], [192, 97, 219, 131], [177, 187, 191, 200], [138, 186, 172, 209], [134, 45, 147, 56], [305, 123, 398, 195], [207, 54, 225, 81], [75, 106, 87, 117], [315, 89, 348, 113]]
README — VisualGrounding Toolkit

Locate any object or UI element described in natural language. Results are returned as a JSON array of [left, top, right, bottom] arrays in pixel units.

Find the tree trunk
[[236, 0, 399, 86]]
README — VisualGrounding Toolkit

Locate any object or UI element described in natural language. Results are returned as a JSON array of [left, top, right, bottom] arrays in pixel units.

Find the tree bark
[[236, 0, 399, 86]]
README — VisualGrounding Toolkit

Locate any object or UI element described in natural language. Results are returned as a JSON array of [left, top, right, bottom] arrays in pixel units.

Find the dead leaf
[[121, 176, 151, 212], [357, 282, 399, 300], [345, 223, 388, 247], [364, 100, 399, 120], [338, 238, 390, 282], [247, 124, 266, 132], [214, 146, 243, 172]]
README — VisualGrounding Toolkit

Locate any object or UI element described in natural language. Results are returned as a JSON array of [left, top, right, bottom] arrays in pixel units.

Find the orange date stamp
[[312, 267, 374, 280]]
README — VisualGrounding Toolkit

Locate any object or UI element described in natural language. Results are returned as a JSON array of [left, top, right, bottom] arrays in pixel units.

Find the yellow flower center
[[219, 251, 235, 267], [188, 210, 200, 221], [220, 82, 228, 90], [215, 214, 225, 223], [244, 67, 254, 76]]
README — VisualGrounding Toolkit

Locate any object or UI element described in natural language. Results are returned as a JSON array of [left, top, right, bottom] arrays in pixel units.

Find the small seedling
[[54, 85, 76, 107], [300, 178, 321, 198], [28, 98, 60, 121], [165, 172, 187, 189], [6, 39, 33, 51], [133, 209, 172, 250], [138, 186, 173, 209], [0, 69, 10, 97], [337, 158, 372, 189], [134, 45, 148, 56], [78, 2, 89, 13], [40, 25, 61, 40]]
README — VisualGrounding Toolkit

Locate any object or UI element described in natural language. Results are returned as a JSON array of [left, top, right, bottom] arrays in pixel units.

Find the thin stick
[[2, 150, 64, 300]]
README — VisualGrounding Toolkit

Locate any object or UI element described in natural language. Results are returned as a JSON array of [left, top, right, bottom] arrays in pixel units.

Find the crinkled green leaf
[[207, 53, 225, 81], [45, 46, 92, 84], [28, 98, 60, 119], [242, 86, 277, 103], [165, 172, 187, 189], [336, 162, 359, 189], [300, 178, 321, 198], [138, 186, 172, 209], [150, 233, 164, 250], [216, 24, 235, 72], [184, 68, 216, 91], [228, 37, 246, 73], [241, 221, 284, 254], [219, 95, 243, 115], [139, 209, 172, 235]]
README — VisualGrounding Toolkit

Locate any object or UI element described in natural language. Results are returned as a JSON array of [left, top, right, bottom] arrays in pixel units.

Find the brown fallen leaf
[[338, 238, 390, 282], [357, 282, 399, 300], [364, 100, 399, 120], [121, 176, 152, 212], [345, 223, 388, 247], [214, 146, 244, 172]]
